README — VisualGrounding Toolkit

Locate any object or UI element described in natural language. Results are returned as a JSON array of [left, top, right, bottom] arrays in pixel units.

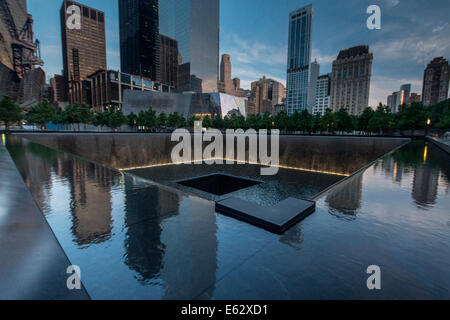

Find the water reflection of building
[[13, 139, 55, 210], [392, 161, 403, 184], [67, 159, 114, 245], [412, 165, 439, 208], [326, 172, 363, 217], [381, 157, 403, 184], [123, 176, 218, 298], [161, 197, 218, 299], [123, 176, 181, 281]]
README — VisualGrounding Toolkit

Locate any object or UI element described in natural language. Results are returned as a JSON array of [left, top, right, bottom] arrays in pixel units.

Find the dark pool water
[[5, 136, 450, 299]]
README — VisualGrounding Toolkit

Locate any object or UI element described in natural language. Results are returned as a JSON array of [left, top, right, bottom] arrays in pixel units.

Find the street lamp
[[426, 118, 431, 136]]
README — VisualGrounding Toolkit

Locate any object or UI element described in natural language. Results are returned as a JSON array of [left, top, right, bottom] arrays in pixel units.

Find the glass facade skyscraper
[[119, 0, 160, 81], [286, 5, 313, 114], [159, 0, 220, 93]]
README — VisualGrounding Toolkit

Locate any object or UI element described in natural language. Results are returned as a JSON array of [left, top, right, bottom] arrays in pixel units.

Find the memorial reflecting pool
[[5, 136, 450, 299]]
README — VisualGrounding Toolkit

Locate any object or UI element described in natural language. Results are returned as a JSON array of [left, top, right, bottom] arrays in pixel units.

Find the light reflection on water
[[5, 136, 450, 299]]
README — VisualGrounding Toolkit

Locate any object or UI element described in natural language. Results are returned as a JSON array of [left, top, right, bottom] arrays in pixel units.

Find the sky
[[29, 0, 450, 107]]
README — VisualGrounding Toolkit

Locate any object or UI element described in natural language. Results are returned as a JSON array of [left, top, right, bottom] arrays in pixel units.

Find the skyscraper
[[160, 34, 179, 88], [313, 74, 331, 115], [219, 54, 233, 94], [387, 90, 405, 113], [286, 5, 313, 114], [307, 59, 320, 112], [422, 57, 449, 106], [330, 46, 373, 115], [400, 84, 411, 102], [159, 0, 220, 93], [60, 0, 106, 83], [119, 0, 160, 81]]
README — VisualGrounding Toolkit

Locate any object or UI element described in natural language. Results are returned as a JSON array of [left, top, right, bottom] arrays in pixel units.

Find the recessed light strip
[[118, 158, 350, 177]]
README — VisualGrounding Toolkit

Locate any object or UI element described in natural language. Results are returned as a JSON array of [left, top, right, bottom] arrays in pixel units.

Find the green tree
[[93, 111, 109, 127], [157, 112, 167, 127], [138, 107, 157, 130], [273, 110, 289, 132], [429, 100, 448, 128], [202, 115, 213, 128], [108, 110, 126, 129], [312, 113, 322, 133], [369, 104, 394, 134], [246, 114, 261, 130], [53, 107, 64, 124], [212, 115, 224, 130], [397, 102, 430, 133], [287, 110, 299, 132], [298, 109, 313, 132], [0, 96, 22, 131], [320, 108, 335, 133], [335, 108, 354, 133], [167, 112, 184, 128], [77, 103, 94, 125], [127, 112, 138, 127], [227, 113, 242, 129], [188, 116, 197, 128], [237, 115, 247, 129], [63, 103, 93, 130], [260, 112, 273, 130], [435, 102, 450, 129], [358, 107, 375, 133], [26, 99, 57, 129]]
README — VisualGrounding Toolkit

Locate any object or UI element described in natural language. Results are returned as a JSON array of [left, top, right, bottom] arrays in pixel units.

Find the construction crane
[[0, 0, 44, 78]]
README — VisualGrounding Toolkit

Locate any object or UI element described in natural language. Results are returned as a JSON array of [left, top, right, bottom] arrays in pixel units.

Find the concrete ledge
[[426, 137, 450, 154], [0, 142, 90, 300], [215, 197, 316, 234]]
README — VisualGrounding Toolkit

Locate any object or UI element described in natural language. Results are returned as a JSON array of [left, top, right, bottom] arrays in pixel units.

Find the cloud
[[311, 50, 335, 65], [222, 33, 338, 89], [221, 32, 288, 89], [432, 23, 448, 33], [222, 33, 287, 66], [371, 32, 450, 65], [384, 0, 400, 8], [232, 66, 286, 89]]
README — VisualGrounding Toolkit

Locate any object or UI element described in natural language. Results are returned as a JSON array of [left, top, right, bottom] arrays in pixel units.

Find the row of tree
[[1, 95, 449, 133]]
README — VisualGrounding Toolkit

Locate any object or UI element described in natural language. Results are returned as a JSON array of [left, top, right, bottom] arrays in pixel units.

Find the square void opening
[[177, 174, 261, 196]]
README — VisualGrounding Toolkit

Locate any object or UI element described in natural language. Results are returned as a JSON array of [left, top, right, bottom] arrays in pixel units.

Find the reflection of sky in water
[[6, 137, 450, 299]]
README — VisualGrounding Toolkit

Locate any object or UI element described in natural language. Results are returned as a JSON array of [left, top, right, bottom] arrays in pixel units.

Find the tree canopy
[[0, 96, 22, 130], [26, 100, 58, 128], [9, 98, 449, 135]]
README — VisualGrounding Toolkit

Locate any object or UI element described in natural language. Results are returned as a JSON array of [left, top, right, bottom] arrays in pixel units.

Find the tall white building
[[313, 74, 331, 115], [286, 4, 313, 114], [307, 59, 320, 113]]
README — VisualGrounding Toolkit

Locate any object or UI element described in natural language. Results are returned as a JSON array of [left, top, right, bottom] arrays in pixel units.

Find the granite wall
[[15, 133, 410, 175]]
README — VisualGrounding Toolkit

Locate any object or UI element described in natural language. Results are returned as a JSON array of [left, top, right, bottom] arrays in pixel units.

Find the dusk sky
[[29, 0, 450, 107]]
